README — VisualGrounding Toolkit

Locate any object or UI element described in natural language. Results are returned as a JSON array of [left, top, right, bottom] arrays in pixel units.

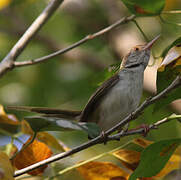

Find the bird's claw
[[138, 124, 150, 137]]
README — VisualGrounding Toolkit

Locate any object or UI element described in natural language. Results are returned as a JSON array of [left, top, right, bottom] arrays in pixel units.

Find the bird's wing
[[80, 73, 120, 122], [7, 106, 81, 119]]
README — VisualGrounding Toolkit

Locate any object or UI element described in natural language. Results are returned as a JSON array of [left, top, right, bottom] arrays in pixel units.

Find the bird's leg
[[128, 124, 150, 137]]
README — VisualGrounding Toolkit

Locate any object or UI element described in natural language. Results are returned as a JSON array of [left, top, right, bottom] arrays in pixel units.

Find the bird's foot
[[139, 124, 150, 137], [129, 124, 150, 137]]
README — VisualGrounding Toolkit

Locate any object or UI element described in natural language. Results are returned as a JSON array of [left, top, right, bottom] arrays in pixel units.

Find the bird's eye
[[135, 47, 139, 51]]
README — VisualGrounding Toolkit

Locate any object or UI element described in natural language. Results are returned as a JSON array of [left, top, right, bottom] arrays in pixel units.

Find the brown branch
[[0, 0, 64, 78], [14, 75, 181, 177], [0, 27, 106, 71], [13, 15, 136, 68]]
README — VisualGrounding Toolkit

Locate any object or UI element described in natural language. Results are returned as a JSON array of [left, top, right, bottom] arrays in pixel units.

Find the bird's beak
[[142, 35, 160, 50]]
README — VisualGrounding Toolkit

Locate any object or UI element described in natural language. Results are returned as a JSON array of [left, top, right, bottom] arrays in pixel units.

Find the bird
[[8, 35, 160, 133]]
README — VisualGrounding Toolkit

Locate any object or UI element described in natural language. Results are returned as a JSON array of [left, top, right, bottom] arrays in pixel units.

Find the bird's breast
[[96, 69, 144, 131]]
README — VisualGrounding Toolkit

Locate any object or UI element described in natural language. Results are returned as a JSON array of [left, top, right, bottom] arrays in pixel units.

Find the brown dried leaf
[[77, 161, 129, 180], [133, 138, 153, 148], [12, 137, 52, 176], [0, 151, 14, 180]]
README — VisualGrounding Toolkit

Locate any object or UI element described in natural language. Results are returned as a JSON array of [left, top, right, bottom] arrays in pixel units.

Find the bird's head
[[121, 35, 160, 69]]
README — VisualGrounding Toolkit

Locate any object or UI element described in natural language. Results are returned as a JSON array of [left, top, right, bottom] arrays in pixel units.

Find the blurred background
[[0, 0, 181, 179]]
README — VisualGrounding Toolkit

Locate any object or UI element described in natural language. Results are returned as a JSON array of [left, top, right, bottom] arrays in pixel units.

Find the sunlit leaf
[[0, 0, 11, 9], [0, 105, 19, 125], [121, 0, 165, 16], [77, 161, 129, 180], [21, 120, 34, 135], [37, 132, 70, 152], [133, 138, 153, 148], [159, 38, 181, 73], [161, 37, 181, 58], [112, 149, 140, 171], [155, 153, 181, 178], [12, 137, 52, 176], [0, 151, 14, 180], [129, 139, 181, 180]]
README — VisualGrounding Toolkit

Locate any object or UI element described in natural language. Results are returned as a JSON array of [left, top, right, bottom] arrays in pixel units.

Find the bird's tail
[[7, 106, 81, 120]]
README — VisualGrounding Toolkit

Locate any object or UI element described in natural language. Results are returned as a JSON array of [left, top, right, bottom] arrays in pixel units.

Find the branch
[[13, 15, 136, 68], [0, 26, 106, 71], [14, 75, 181, 177], [0, 0, 64, 78]]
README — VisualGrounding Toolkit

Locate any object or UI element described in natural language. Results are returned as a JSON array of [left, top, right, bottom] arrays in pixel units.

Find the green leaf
[[25, 116, 101, 138], [129, 139, 181, 180], [121, 0, 165, 16], [161, 37, 181, 58], [154, 66, 181, 112]]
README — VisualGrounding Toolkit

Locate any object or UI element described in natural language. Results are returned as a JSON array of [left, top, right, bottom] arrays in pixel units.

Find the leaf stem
[[132, 20, 149, 42]]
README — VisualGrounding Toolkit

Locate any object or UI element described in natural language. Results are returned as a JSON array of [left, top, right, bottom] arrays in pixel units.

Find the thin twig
[[162, 10, 181, 14], [0, 26, 106, 71], [132, 20, 149, 42], [13, 15, 136, 67], [109, 114, 181, 140], [14, 75, 181, 177], [0, 0, 64, 78]]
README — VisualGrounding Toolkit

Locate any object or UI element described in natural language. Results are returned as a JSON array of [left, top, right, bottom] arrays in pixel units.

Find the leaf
[[0, 0, 11, 10], [155, 153, 181, 178], [0, 105, 19, 125], [161, 37, 181, 59], [21, 120, 34, 135], [0, 151, 14, 180], [129, 139, 181, 180], [159, 37, 181, 73], [37, 132, 70, 152], [121, 0, 165, 16], [25, 116, 101, 138], [155, 38, 181, 111], [12, 137, 52, 176], [133, 138, 153, 148], [112, 149, 140, 171], [154, 66, 181, 112], [111, 138, 153, 172], [77, 161, 129, 180]]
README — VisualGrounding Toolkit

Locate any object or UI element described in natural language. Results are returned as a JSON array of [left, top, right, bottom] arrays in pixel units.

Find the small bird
[[8, 35, 160, 132]]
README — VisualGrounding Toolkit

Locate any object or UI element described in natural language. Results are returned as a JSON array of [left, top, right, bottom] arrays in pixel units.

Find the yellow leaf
[[12, 137, 52, 176], [154, 154, 181, 178], [159, 45, 181, 72], [112, 149, 140, 171], [0, 0, 11, 10], [77, 161, 129, 180], [0, 105, 19, 125], [0, 151, 14, 180], [21, 120, 34, 135], [133, 138, 153, 148], [37, 132, 70, 152]]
